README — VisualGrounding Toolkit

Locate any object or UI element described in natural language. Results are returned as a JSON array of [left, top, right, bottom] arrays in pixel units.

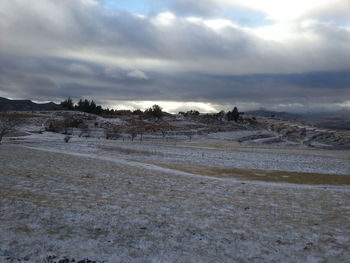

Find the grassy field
[[146, 162, 350, 186], [1, 145, 350, 262]]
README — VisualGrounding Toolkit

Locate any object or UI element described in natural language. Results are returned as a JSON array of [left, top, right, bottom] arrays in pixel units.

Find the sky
[[0, 0, 350, 113]]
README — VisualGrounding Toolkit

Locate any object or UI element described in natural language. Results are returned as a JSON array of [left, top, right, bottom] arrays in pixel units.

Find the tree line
[[60, 98, 242, 122], [60, 98, 163, 119]]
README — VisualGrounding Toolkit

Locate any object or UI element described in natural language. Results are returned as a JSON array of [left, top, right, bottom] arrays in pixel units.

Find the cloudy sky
[[0, 0, 349, 112]]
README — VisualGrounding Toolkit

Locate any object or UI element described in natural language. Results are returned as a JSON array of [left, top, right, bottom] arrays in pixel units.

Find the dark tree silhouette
[[226, 107, 240, 122], [74, 99, 102, 114], [60, 97, 74, 110], [145, 104, 163, 119], [179, 110, 200, 117]]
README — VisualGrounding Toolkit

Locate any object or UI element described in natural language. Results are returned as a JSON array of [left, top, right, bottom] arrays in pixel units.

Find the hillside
[[247, 110, 302, 120], [248, 109, 350, 131], [1, 110, 349, 262], [0, 110, 349, 262]]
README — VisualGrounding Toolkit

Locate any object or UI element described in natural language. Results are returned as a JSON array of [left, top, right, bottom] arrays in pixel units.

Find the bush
[[0, 113, 23, 144], [179, 110, 200, 117], [105, 126, 120, 140], [78, 123, 90, 137], [132, 109, 143, 115], [45, 114, 84, 135], [46, 120, 64, 133]]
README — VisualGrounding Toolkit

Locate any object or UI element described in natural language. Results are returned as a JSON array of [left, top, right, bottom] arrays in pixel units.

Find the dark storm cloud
[[0, 54, 157, 102], [0, 0, 350, 110], [1, 53, 348, 109], [152, 71, 350, 104], [2, 0, 350, 73]]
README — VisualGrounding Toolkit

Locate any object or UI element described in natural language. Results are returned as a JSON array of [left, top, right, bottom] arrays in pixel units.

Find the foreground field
[[1, 143, 349, 262]]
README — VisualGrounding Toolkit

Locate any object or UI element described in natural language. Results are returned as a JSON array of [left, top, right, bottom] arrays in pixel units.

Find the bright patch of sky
[[100, 0, 171, 15], [99, 0, 272, 27], [221, 6, 272, 27], [100, 0, 150, 14], [333, 18, 350, 27], [106, 100, 219, 113]]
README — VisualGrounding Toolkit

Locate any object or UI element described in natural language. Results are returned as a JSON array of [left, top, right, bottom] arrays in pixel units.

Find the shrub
[[0, 113, 23, 144], [78, 123, 90, 137], [105, 126, 120, 140]]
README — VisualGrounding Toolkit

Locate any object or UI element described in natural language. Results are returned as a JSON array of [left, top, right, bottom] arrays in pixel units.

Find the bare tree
[[139, 127, 145, 141], [105, 126, 120, 140], [185, 131, 193, 141], [161, 128, 167, 141], [129, 127, 137, 141], [64, 135, 72, 143], [78, 123, 90, 138], [0, 113, 23, 144], [62, 113, 76, 135]]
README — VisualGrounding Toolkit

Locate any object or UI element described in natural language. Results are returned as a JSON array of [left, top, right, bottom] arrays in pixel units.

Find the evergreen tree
[[90, 100, 97, 113], [60, 97, 74, 110], [226, 107, 240, 122], [145, 104, 163, 119]]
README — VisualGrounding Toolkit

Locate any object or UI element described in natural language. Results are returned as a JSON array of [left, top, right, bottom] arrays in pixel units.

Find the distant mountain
[[301, 109, 350, 131], [247, 110, 302, 120], [0, 97, 62, 111], [302, 109, 350, 121]]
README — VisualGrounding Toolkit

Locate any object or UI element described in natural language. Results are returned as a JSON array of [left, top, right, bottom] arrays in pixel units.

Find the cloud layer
[[0, 0, 349, 112]]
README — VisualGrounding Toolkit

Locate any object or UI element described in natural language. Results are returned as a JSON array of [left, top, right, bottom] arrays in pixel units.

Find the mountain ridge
[[0, 97, 61, 111]]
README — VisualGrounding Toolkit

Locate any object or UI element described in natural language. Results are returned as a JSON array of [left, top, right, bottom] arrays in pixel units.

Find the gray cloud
[[127, 70, 149, 80], [159, 0, 350, 21], [2, 0, 350, 74], [1, 54, 348, 109], [0, 0, 349, 112]]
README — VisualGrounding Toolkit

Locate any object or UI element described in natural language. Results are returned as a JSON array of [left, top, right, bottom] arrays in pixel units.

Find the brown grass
[[135, 140, 350, 159], [141, 124, 178, 130], [147, 162, 350, 186], [0, 113, 42, 119], [99, 145, 164, 156]]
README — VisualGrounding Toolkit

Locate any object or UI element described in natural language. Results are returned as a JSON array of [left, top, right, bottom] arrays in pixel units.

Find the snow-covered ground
[[1, 126, 350, 262], [7, 131, 350, 175]]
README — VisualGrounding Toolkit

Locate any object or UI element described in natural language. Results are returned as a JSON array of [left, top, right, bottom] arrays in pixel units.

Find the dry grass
[[142, 124, 177, 130], [1, 146, 350, 262], [99, 145, 164, 156], [134, 139, 350, 159], [0, 113, 42, 119], [134, 139, 240, 150], [147, 162, 350, 186], [338, 130, 350, 137]]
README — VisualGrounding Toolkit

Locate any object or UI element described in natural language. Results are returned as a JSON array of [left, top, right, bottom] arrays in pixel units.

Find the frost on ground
[[1, 145, 350, 263], [9, 131, 350, 175]]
